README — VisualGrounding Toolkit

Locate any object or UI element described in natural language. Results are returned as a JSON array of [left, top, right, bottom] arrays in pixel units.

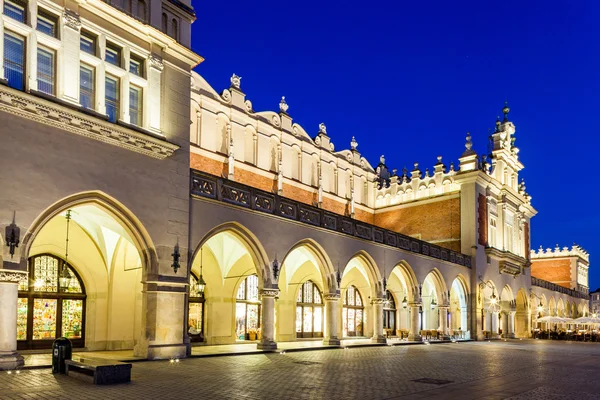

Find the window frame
[[3, 30, 27, 91], [105, 42, 122, 68], [129, 54, 144, 77], [3, 0, 27, 24], [105, 74, 120, 123], [36, 9, 59, 38], [128, 84, 142, 127], [80, 29, 97, 56], [79, 63, 95, 110], [36, 45, 56, 95]]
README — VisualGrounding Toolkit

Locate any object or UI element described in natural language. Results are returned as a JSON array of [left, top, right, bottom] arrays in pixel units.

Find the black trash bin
[[52, 337, 72, 374]]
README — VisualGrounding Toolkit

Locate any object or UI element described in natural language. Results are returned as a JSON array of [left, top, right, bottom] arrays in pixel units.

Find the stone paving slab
[[2, 340, 598, 399]]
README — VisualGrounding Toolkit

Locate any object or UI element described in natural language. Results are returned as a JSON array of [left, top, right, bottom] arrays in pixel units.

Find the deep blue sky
[[191, 1, 599, 289]]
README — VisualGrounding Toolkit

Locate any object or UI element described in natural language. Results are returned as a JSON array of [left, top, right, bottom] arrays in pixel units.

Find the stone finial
[[495, 117, 501, 132], [413, 162, 419, 171], [350, 136, 358, 150], [380, 155, 385, 164], [279, 96, 289, 113], [449, 162, 455, 172], [437, 156, 443, 164], [465, 132, 473, 151], [425, 168, 430, 178], [230, 73, 241, 89], [502, 101, 510, 122], [319, 123, 327, 135]]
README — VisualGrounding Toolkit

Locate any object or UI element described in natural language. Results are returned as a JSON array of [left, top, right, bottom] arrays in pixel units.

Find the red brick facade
[[478, 194, 487, 246], [531, 258, 572, 288]]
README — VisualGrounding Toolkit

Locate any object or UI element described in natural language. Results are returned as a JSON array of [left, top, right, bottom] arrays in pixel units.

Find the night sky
[[190, 1, 599, 289]]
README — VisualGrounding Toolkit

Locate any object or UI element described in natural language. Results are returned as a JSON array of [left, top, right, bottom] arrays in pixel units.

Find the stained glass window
[[62, 300, 83, 338], [18, 255, 86, 348], [17, 298, 27, 340], [32, 299, 57, 340], [33, 255, 58, 292], [296, 280, 324, 338]]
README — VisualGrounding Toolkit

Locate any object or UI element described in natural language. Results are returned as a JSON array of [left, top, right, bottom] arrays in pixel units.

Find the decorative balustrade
[[531, 277, 589, 299], [191, 170, 473, 269]]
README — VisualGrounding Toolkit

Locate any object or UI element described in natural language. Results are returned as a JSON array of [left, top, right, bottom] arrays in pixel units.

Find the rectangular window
[[4, 0, 26, 24], [105, 43, 121, 67], [129, 85, 142, 126], [37, 10, 58, 37], [105, 75, 120, 123], [80, 30, 96, 55], [4, 32, 26, 90], [37, 47, 55, 95], [80, 65, 95, 109], [129, 55, 143, 76]]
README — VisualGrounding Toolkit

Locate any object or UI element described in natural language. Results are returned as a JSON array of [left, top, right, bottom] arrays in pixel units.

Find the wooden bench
[[65, 357, 132, 385]]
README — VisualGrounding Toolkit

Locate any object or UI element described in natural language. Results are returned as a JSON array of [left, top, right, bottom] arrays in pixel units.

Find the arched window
[[161, 13, 168, 33], [383, 290, 396, 333], [235, 274, 260, 340], [296, 280, 323, 338], [17, 254, 86, 349], [170, 18, 178, 40], [188, 273, 205, 342], [342, 285, 364, 337], [137, 0, 146, 21]]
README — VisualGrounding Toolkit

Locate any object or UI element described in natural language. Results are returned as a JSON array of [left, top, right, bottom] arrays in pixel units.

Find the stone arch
[[342, 251, 381, 297], [565, 300, 571, 318], [515, 288, 529, 338], [191, 221, 271, 288], [557, 298, 565, 317], [422, 268, 448, 331], [548, 297, 557, 317], [449, 274, 469, 335]]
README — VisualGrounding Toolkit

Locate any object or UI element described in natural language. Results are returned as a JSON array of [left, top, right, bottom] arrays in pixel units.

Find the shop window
[[105, 75, 120, 122], [235, 275, 260, 340], [4, 0, 27, 24], [80, 65, 95, 109], [18, 254, 86, 350], [383, 290, 396, 332], [37, 10, 58, 38], [129, 85, 142, 126], [105, 42, 122, 67], [4, 31, 26, 90], [343, 285, 364, 337], [295, 281, 323, 338], [36, 46, 56, 95], [80, 30, 97, 55], [188, 273, 205, 342]]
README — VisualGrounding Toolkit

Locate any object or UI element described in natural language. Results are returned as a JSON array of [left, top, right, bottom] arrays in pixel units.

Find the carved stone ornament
[[271, 115, 281, 127], [324, 294, 341, 301], [279, 96, 289, 113], [319, 122, 327, 135], [260, 288, 279, 297], [329, 142, 335, 151], [221, 89, 231, 102], [244, 100, 253, 112], [0, 270, 27, 283], [371, 298, 387, 305], [0, 86, 178, 159], [148, 54, 164, 71], [350, 136, 358, 150], [315, 135, 321, 146], [230, 73, 241, 89], [63, 9, 81, 30]]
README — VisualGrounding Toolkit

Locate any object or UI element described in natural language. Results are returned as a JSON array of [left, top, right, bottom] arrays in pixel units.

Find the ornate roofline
[[0, 85, 179, 160]]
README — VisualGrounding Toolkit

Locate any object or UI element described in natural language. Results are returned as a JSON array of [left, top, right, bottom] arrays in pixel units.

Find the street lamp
[[430, 297, 437, 310], [59, 210, 73, 291], [402, 296, 408, 309], [197, 247, 206, 297]]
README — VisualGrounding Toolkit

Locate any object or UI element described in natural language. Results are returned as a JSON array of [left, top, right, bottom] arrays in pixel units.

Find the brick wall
[[531, 258, 572, 288], [478, 194, 487, 246], [524, 222, 530, 260], [373, 198, 461, 252], [190, 152, 374, 224]]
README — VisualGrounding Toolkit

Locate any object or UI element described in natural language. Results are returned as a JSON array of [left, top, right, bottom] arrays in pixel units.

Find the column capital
[[0, 269, 26, 283], [371, 298, 386, 305], [324, 293, 340, 301], [260, 288, 279, 298]]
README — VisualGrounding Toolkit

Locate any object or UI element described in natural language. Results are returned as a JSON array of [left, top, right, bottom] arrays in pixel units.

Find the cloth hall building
[[0, 0, 591, 370]]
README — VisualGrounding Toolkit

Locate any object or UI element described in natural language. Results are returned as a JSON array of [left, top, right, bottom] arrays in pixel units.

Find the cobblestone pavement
[[1, 340, 598, 400]]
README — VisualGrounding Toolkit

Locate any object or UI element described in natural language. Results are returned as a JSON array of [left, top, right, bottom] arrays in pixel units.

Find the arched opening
[[161, 13, 168, 33], [515, 288, 529, 338], [549, 297, 556, 317], [340, 253, 379, 338], [557, 298, 565, 318], [499, 286, 514, 337], [20, 196, 152, 352], [170, 18, 178, 41], [187, 272, 205, 342], [449, 276, 468, 337], [479, 280, 499, 337], [276, 240, 333, 342], [189, 224, 268, 345], [422, 269, 447, 332], [383, 290, 396, 335], [386, 262, 417, 338], [295, 280, 323, 338]]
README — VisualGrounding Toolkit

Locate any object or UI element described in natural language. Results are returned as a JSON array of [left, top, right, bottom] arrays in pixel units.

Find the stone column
[[257, 288, 278, 350], [407, 303, 422, 342], [491, 311, 500, 338], [507, 311, 516, 338], [0, 270, 26, 370], [371, 298, 386, 344], [323, 294, 340, 345], [438, 306, 449, 339]]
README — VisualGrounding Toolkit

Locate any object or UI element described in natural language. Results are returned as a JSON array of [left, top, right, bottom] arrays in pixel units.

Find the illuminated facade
[[0, 0, 591, 371]]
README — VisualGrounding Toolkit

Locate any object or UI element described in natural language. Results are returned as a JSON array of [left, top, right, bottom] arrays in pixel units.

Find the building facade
[[0, 0, 591, 370]]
